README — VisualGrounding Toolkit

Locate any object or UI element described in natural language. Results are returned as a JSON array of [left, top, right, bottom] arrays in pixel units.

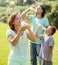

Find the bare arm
[[20, 7, 36, 21], [35, 27, 40, 38], [35, 25, 42, 38], [8, 29, 23, 46], [45, 46, 53, 62], [8, 25, 29, 46], [27, 28, 36, 42], [20, 8, 30, 21]]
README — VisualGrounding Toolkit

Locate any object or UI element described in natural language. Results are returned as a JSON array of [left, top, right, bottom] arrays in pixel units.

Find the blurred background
[[0, 0, 58, 65]]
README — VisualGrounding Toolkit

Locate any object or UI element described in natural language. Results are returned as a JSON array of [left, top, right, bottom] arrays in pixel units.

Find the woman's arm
[[8, 29, 23, 46], [8, 25, 29, 46], [35, 25, 42, 38], [27, 28, 36, 42]]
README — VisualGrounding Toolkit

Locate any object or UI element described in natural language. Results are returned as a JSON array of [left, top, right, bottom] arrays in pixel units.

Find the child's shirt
[[39, 34, 54, 61]]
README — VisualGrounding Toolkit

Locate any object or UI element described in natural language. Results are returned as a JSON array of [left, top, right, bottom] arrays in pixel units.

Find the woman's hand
[[21, 23, 30, 31]]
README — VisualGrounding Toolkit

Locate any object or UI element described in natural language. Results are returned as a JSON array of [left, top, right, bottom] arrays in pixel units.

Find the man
[[21, 5, 49, 65]]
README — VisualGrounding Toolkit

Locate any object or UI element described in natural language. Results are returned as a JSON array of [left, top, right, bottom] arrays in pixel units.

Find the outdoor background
[[0, 0, 58, 65]]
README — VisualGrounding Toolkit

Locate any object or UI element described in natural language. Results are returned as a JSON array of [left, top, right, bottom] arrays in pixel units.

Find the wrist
[[46, 56, 49, 60]]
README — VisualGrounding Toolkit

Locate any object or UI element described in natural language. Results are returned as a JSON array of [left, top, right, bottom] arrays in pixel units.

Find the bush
[[0, 2, 8, 7], [47, 11, 58, 29], [53, 17, 58, 30], [43, 4, 52, 13], [16, 0, 23, 5], [55, 4, 58, 10]]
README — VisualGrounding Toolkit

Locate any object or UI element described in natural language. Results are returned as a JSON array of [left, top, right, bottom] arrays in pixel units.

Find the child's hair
[[51, 26, 56, 35]]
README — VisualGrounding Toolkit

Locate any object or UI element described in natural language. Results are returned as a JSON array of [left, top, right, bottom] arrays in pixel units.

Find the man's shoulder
[[29, 15, 36, 18], [42, 17, 48, 20]]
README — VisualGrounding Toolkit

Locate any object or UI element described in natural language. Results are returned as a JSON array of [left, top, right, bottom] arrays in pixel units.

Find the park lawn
[[0, 22, 58, 65]]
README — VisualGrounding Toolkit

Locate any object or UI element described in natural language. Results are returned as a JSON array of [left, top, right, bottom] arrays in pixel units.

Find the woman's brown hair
[[7, 12, 18, 30]]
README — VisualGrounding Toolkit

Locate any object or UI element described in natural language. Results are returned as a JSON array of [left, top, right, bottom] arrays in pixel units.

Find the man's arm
[[20, 6, 36, 21], [27, 28, 36, 42], [20, 8, 30, 21]]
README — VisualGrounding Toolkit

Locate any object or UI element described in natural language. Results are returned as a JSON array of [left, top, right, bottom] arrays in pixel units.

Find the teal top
[[29, 15, 49, 44], [6, 29, 28, 62]]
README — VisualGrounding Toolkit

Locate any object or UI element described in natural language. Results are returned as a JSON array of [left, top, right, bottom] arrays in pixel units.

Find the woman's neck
[[14, 26, 21, 33]]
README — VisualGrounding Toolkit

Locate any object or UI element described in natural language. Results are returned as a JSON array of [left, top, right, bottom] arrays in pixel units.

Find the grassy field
[[0, 22, 58, 65]]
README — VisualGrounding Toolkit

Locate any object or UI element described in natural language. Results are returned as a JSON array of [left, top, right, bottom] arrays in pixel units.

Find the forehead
[[47, 26, 52, 29]]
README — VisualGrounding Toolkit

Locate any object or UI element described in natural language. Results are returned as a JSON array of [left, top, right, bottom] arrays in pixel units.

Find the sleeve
[[44, 18, 49, 27], [49, 36, 54, 46], [39, 34, 44, 40], [29, 15, 35, 23], [6, 30, 14, 39]]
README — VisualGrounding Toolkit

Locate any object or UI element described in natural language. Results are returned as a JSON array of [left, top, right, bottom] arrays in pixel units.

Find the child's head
[[45, 26, 56, 35]]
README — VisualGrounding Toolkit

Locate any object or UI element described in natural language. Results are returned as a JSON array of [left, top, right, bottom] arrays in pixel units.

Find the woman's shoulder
[[6, 29, 14, 33], [6, 29, 15, 37]]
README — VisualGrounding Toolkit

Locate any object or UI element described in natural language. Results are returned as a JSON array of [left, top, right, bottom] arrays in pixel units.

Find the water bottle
[[30, 7, 36, 12], [21, 21, 30, 27]]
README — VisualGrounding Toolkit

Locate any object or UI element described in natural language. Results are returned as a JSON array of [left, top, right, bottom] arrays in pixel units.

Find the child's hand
[[38, 23, 42, 29], [44, 57, 49, 62]]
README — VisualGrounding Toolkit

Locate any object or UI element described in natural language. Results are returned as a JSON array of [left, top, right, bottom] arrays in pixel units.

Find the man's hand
[[29, 6, 36, 12]]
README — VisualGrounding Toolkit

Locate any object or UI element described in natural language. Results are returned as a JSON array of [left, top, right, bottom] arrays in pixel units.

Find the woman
[[6, 12, 36, 65], [21, 5, 49, 65]]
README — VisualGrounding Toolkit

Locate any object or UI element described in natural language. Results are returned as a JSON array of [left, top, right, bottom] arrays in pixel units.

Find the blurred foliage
[[43, 4, 52, 13], [26, 0, 35, 5], [0, 0, 58, 29], [47, 11, 58, 29]]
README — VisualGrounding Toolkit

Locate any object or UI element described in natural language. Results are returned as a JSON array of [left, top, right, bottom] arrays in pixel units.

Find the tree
[[16, 0, 23, 5], [26, 0, 34, 5]]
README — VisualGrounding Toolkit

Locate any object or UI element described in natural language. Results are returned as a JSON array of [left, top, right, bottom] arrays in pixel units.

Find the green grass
[[0, 22, 58, 65], [0, 22, 10, 65]]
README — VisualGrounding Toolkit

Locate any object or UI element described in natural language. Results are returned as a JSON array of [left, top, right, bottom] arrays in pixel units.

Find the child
[[35, 25, 56, 65]]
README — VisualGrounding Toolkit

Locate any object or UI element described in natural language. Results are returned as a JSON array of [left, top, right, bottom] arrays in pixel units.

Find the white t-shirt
[[6, 29, 29, 62]]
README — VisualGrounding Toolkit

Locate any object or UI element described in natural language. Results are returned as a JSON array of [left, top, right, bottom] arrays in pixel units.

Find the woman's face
[[36, 6, 43, 14], [13, 13, 21, 26]]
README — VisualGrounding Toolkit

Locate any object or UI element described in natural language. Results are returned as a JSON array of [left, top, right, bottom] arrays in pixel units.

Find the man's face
[[36, 6, 43, 14]]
